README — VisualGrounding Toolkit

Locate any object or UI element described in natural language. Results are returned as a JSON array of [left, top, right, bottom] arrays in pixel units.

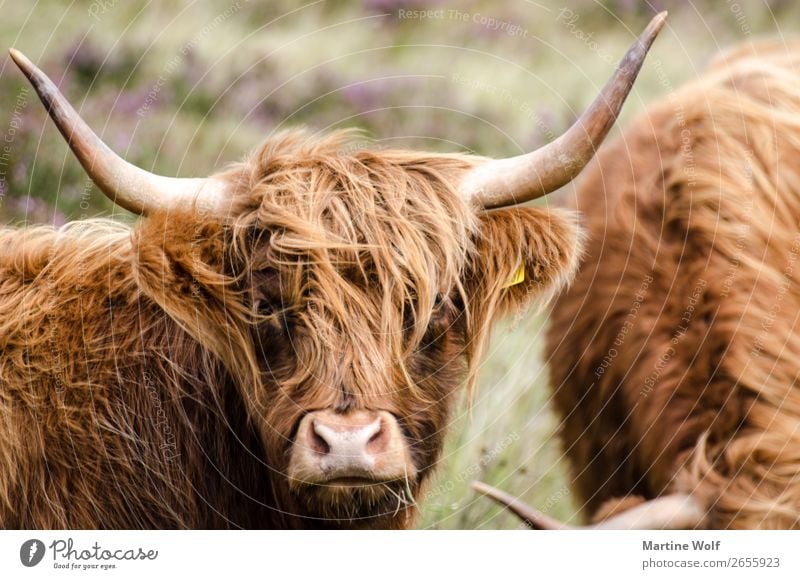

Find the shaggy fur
[[0, 129, 582, 528], [546, 42, 800, 529]]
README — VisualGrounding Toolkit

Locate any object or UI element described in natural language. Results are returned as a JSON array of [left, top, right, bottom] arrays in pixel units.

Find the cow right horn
[[460, 12, 667, 209], [9, 48, 228, 217], [471, 481, 705, 530]]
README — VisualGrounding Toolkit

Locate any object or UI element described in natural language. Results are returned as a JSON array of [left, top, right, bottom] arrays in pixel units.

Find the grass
[[1, 0, 798, 528], [419, 314, 577, 529]]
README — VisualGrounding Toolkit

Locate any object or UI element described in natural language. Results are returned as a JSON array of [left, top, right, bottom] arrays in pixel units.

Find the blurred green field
[[2, 0, 798, 528]]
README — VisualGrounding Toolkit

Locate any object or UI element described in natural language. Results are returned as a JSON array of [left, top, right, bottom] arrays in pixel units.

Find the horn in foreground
[[471, 481, 705, 530], [8, 48, 228, 216], [460, 11, 667, 208]]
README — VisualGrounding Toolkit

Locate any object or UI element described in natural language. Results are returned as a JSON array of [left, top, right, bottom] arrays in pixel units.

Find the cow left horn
[[460, 12, 667, 208], [9, 48, 228, 217], [471, 481, 705, 529]]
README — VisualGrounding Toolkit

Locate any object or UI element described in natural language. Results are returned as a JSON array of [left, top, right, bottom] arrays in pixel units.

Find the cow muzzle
[[287, 409, 416, 487]]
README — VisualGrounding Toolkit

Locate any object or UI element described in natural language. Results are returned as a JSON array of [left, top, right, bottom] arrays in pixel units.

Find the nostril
[[308, 421, 330, 455], [366, 420, 387, 454], [368, 426, 382, 445]]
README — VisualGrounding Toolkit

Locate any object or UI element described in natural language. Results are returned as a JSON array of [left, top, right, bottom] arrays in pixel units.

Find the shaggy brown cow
[[0, 16, 663, 529], [475, 40, 800, 530]]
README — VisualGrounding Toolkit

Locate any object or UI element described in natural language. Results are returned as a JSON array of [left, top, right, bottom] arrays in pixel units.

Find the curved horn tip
[[611, 12, 667, 96], [635, 12, 668, 54], [8, 47, 226, 217], [470, 480, 492, 494], [471, 480, 567, 530], [8, 48, 34, 71], [460, 13, 666, 209], [649, 11, 669, 34], [8, 48, 30, 73]]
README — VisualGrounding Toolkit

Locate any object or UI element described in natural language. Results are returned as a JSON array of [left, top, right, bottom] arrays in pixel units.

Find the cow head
[[9, 13, 663, 529]]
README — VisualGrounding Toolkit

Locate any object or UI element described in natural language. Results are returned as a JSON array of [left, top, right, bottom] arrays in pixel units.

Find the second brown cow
[[542, 41, 800, 530]]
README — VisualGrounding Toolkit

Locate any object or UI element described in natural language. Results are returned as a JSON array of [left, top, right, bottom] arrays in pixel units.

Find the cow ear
[[466, 206, 583, 323], [132, 212, 260, 390]]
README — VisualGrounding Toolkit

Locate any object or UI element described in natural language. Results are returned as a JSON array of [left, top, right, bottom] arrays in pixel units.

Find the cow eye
[[255, 299, 294, 340], [432, 293, 463, 327], [433, 294, 455, 317], [256, 299, 284, 322]]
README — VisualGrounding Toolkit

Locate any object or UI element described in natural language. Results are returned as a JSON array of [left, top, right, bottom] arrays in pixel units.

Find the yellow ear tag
[[502, 265, 525, 289]]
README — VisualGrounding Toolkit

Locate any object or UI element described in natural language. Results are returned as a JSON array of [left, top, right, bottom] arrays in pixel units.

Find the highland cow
[[0, 15, 663, 529], [475, 40, 800, 530]]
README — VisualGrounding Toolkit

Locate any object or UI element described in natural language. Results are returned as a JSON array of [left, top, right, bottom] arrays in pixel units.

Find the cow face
[[129, 131, 582, 528], [204, 131, 582, 528]]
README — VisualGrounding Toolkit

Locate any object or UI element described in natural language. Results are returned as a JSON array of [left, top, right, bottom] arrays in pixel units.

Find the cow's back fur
[[546, 42, 800, 529]]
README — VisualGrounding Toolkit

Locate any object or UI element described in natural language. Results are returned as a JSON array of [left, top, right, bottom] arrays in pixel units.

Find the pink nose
[[287, 409, 416, 486]]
